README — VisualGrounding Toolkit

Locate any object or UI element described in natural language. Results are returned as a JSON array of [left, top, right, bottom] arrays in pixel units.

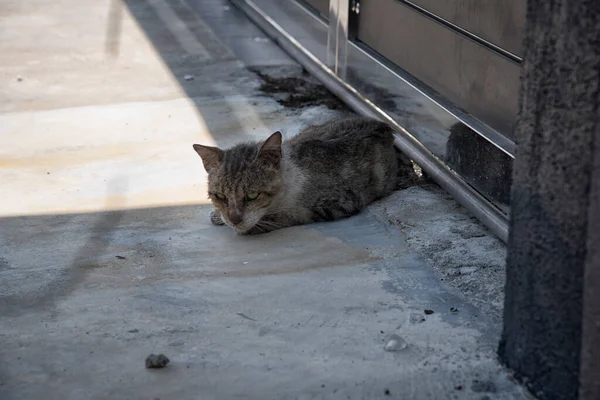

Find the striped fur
[[193, 117, 399, 235]]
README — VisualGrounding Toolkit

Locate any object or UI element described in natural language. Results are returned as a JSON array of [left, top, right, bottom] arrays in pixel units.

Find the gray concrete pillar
[[580, 133, 600, 400], [498, 0, 600, 399]]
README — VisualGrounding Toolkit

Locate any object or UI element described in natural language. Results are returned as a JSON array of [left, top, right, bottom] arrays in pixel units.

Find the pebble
[[184, 75, 195, 81], [145, 354, 170, 369], [384, 334, 408, 352]]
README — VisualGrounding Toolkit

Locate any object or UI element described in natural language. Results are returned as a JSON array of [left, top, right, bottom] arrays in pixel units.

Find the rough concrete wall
[[580, 123, 600, 400], [498, 0, 600, 399]]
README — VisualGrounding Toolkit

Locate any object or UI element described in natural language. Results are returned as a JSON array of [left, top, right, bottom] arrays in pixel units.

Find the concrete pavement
[[0, 0, 527, 399]]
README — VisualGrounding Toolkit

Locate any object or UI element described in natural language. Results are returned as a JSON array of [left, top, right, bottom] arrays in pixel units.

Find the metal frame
[[231, 0, 510, 242]]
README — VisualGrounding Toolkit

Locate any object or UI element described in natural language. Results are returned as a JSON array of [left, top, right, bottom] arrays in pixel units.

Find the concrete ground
[[0, 0, 527, 399]]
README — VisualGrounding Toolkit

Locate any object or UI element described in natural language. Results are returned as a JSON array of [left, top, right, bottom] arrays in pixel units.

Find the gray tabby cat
[[193, 117, 400, 235]]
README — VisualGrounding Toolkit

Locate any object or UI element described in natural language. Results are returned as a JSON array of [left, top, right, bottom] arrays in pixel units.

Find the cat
[[192, 116, 405, 235]]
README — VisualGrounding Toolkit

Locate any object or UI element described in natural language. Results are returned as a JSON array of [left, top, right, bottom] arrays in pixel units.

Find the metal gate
[[232, 0, 524, 240]]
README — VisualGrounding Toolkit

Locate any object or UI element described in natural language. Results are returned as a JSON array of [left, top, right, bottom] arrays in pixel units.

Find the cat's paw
[[210, 209, 225, 226]]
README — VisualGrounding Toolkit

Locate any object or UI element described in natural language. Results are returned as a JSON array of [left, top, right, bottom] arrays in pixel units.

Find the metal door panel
[[408, 0, 525, 57], [357, 0, 520, 137]]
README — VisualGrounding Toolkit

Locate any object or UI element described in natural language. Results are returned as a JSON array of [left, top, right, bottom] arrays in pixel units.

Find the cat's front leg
[[210, 209, 225, 226]]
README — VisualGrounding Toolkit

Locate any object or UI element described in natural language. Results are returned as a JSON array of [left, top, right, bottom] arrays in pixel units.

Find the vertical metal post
[[327, 0, 349, 79]]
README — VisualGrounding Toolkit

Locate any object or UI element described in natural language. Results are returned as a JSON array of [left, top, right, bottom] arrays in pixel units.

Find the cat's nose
[[228, 210, 243, 225]]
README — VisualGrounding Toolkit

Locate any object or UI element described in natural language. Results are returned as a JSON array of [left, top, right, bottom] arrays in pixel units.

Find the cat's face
[[193, 132, 283, 234]]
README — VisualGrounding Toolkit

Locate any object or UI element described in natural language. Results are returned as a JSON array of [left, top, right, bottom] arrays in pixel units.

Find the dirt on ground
[[249, 67, 345, 110]]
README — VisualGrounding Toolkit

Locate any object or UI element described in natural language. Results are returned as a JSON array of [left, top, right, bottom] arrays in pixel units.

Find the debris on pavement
[[249, 67, 344, 110], [383, 334, 408, 352], [236, 313, 256, 321], [145, 354, 170, 369]]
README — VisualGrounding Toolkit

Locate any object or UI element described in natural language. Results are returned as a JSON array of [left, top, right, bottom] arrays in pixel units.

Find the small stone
[[450, 307, 459, 313], [128, 329, 139, 333], [384, 334, 408, 352], [455, 385, 463, 391], [115, 256, 126, 260], [17, 76, 23, 82], [145, 354, 170, 369], [223, 5, 230, 10], [184, 75, 194, 81], [253, 37, 270, 42], [384, 389, 391, 396], [243, 261, 248, 265], [424, 309, 434, 315]]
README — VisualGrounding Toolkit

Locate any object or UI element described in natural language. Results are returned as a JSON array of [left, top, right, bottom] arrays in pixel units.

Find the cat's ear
[[193, 144, 223, 173], [257, 131, 282, 165]]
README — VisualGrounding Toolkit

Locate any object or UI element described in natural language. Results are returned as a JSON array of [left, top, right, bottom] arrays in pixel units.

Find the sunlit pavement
[[0, 1, 528, 399]]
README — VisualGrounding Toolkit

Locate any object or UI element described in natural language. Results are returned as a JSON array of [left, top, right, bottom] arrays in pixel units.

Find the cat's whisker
[[261, 222, 284, 231], [252, 223, 270, 234], [253, 220, 282, 232]]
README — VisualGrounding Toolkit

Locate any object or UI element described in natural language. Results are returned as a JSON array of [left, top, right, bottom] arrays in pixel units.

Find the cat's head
[[193, 131, 283, 234]]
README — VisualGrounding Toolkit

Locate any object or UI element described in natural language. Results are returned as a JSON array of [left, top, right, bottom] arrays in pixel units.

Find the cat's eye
[[245, 192, 259, 201], [214, 193, 226, 202]]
